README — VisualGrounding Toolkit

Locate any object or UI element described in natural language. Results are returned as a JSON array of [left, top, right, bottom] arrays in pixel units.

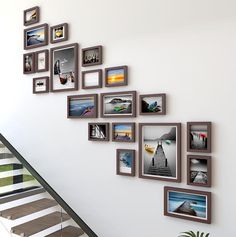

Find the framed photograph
[[82, 69, 102, 89], [33, 77, 49, 94], [187, 155, 211, 187], [24, 6, 40, 26], [82, 45, 102, 67], [112, 123, 135, 143], [187, 122, 211, 153], [35, 49, 49, 72], [164, 186, 211, 224], [50, 23, 68, 44], [139, 123, 181, 182], [140, 94, 166, 115], [23, 52, 35, 74], [100, 91, 136, 118], [116, 149, 135, 176], [105, 66, 128, 87], [67, 94, 98, 118], [24, 24, 48, 50], [88, 123, 109, 141], [50, 43, 78, 92]]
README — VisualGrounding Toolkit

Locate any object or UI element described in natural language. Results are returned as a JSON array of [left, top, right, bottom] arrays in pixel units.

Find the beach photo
[[82, 69, 102, 89], [50, 23, 68, 44], [116, 149, 135, 176], [35, 50, 48, 72], [105, 66, 128, 87], [82, 45, 102, 67], [23, 53, 35, 74], [24, 6, 39, 26], [112, 123, 135, 142], [33, 77, 49, 94], [139, 123, 181, 182], [88, 123, 109, 141]]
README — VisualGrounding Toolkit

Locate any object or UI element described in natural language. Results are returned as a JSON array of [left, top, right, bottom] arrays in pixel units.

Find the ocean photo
[[107, 68, 125, 85], [141, 96, 162, 113], [190, 159, 208, 184], [114, 124, 133, 141], [190, 125, 208, 150], [26, 27, 45, 46], [119, 151, 132, 174]]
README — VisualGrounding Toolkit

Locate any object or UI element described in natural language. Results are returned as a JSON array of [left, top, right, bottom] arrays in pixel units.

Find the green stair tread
[[45, 226, 85, 237]]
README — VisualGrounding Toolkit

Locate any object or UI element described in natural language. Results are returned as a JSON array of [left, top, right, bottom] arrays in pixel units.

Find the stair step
[[0, 144, 5, 148], [45, 226, 85, 237], [0, 198, 58, 220], [0, 153, 14, 159], [11, 211, 71, 237], [0, 174, 34, 187], [0, 164, 23, 172]]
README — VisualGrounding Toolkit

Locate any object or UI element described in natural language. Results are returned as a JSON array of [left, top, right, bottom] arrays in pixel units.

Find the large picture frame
[[23, 6, 40, 26], [164, 186, 211, 224], [88, 123, 110, 141], [116, 149, 135, 176], [112, 123, 135, 143], [139, 123, 181, 182], [35, 49, 49, 72]]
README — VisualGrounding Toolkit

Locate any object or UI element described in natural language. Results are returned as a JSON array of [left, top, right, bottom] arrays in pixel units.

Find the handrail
[[0, 133, 98, 237]]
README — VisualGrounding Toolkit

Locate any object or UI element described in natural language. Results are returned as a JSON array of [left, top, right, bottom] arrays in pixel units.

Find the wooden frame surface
[[82, 69, 102, 89], [35, 49, 49, 72], [24, 6, 40, 26], [105, 65, 128, 87], [50, 23, 68, 44], [88, 123, 110, 141], [112, 123, 135, 143], [116, 149, 135, 176], [82, 45, 102, 67], [33, 77, 49, 94], [23, 52, 35, 74]]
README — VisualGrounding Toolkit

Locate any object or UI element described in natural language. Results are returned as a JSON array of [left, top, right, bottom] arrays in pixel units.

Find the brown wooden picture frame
[[112, 123, 135, 143], [33, 77, 49, 94], [100, 91, 136, 118], [187, 122, 212, 153], [105, 65, 128, 87], [50, 43, 79, 92], [88, 123, 109, 141], [82, 69, 102, 89], [164, 186, 211, 224], [35, 49, 49, 72], [23, 52, 35, 74], [50, 23, 68, 44], [67, 94, 98, 118], [24, 6, 40, 26], [139, 93, 166, 115], [139, 123, 181, 182], [187, 155, 212, 187], [82, 45, 102, 67], [116, 149, 135, 176], [24, 23, 48, 50]]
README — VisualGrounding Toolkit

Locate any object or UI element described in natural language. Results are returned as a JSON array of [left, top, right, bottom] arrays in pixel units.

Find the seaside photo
[[112, 123, 135, 142], [23, 53, 35, 74], [116, 149, 135, 176], [82, 46, 102, 66], [82, 70, 102, 89], [105, 66, 128, 87], [33, 77, 49, 94], [50, 23, 68, 43], [88, 123, 109, 141]]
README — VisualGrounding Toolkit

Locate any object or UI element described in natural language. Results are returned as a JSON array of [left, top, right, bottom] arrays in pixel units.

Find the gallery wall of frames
[[23, 6, 213, 224]]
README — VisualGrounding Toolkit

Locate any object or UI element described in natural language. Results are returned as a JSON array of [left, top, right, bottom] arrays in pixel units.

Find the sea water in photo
[[119, 151, 132, 173], [27, 27, 45, 46]]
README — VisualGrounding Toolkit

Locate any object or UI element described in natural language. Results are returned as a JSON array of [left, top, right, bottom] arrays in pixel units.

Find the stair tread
[[1, 198, 58, 220], [0, 153, 14, 159], [45, 226, 85, 237], [11, 211, 71, 237], [0, 144, 5, 148]]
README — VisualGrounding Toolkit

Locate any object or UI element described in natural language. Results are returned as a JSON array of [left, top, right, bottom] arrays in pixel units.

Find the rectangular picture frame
[[105, 65, 128, 87], [35, 49, 49, 72], [82, 45, 102, 67], [24, 6, 40, 26], [116, 149, 135, 176], [50, 23, 68, 44], [82, 69, 102, 89], [88, 123, 110, 141], [112, 123, 135, 143], [33, 77, 49, 94], [23, 52, 35, 74]]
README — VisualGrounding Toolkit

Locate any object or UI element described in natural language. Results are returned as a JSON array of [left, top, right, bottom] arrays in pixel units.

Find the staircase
[[0, 134, 98, 237]]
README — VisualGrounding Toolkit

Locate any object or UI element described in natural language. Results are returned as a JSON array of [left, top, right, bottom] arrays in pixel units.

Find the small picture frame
[[82, 69, 102, 89], [33, 77, 49, 94], [105, 66, 128, 87], [139, 94, 166, 115], [187, 122, 212, 153], [164, 186, 211, 224], [187, 155, 211, 187], [116, 149, 135, 176], [23, 52, 35, 74], [67, 94, 98, 118], [50, 23, 68, 44], [82, 45, 102, 67], [35, 49, 49, 72], [24, 6, 40, 26], [88, 123, 109, 141], [24, 24, 48, 50], [112, 123, 135, 143]]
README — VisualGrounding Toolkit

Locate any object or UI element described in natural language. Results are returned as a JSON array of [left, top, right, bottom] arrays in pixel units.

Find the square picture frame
[[187, 122, 212, 153], [112, 123, 135, 143], [33, 77, 49, 94], [24, 23, 48, 50], [23, 52, 35, 74], [139, 123, 181, 182], [100, 91, 136, 118], [164, 186, 211, 224], [23, 6, 40, 26], [67, 94, 98, 118], [139, 93, 166, 115], [35, 49, 49, 72], [88, 123, 110, 141], [105, 66, 128, 87], [50, 43, 78, 92], [82, 69, 102, 89], [50, 23, 68, 44], [116, 149, 135, 176], [82, 45, 102, 67]]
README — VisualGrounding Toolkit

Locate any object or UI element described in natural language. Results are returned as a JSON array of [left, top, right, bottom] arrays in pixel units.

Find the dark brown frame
[[82, 69, 102, 89], [33, 77, 49, 94], [50, 23, 68, 44], [50, 43, 79, 92], [187, 122, 212, 153], [139, 93, 166, 115], [67, 94, 98, 118], [82, 45, 102, 67], [24, 6, 40, 26], [24, 23, 48, 50], [88, 123, 109, 141], [112, 123, 135, 143], [100, 91, 136, 118], [187, 155, 211, 187], [105, 65, 128, 87], [164, 186, 211, 224], [116, 149, 135, 176], [35, 49, 49, 72], [23, 52, 35, 74], [139, 123, 181, 182]]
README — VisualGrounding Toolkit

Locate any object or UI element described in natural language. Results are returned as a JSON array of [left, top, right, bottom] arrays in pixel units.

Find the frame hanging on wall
[[23, 6, 40, 26]]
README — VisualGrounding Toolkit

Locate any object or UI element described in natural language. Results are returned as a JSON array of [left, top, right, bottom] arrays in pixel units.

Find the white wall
[[0, 0, 235, 236]]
